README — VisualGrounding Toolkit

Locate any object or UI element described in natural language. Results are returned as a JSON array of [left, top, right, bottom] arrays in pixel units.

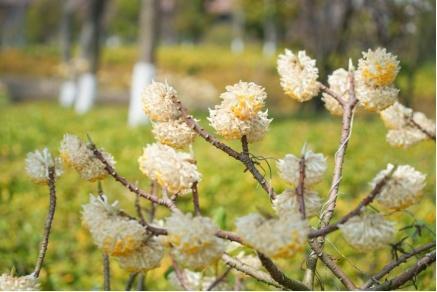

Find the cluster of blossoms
[[25, 147, 63, 184], [339, 213, 395, 250], [60, 134, 115, 182], [236, 212, 308, 258], [142, 81, 196, 148], [81, 194, 163, 272], [165, 212, 226, 270], [275, 146, 326, 217], [0, 274, 40, 291], [208, 81, 272, 142], [380, 102, 436, 148], [140, 82, 201, 194]]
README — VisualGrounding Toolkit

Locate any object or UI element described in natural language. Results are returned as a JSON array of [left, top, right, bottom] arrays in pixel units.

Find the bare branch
[[221, 253, 283, 289], [191, 181, 201, 216], [257, 252, 310, 290], [362, 242, 436, 289], [33, 167, 57, 278], [318, 82, 346, 106], [125, 272, 138, 291], [309, 241, 357, 290], [295, 156, 306, 219], [103, 253, 111, 291], [309, 166, 396, 238], [408, 116, 436, 141], [206, 267, 232, 291], [367, 251, 436, 291], [88, 142, 179, 212]]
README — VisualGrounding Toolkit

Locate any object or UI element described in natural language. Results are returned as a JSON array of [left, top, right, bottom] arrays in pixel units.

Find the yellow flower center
[[362, 63, 397, 86]]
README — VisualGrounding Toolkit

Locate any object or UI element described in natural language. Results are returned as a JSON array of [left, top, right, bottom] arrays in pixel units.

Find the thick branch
[[309, 241, 357, 290], [221, 253, 283, 289], [368, 251, 436, 291], [258, 253, 310, 290], [88, 143, 179, 212], [309, 166, 396, 238], [362, 243, 436, 289], [33, 167, 57, 278]]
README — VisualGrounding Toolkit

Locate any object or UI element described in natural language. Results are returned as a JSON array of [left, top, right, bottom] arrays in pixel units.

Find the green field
[[0, 101, 435, 290]]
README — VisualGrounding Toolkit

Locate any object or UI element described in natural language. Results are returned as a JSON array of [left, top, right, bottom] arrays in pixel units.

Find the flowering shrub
[[2, 48, 435, 291]]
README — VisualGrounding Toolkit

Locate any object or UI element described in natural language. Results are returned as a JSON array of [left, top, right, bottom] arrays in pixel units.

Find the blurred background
[[0, 0, 435, 290]]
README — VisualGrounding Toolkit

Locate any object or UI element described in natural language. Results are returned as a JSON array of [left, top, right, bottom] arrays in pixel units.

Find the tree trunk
[[128, 0, 160, 127], [59, 0, 76, 108], [75, 0, 106, 114]]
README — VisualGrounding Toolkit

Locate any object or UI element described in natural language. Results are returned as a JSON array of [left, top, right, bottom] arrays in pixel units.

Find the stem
[[368, 251, 436, 291], [318, 82, 346, 106], [362, 243, 435, 289], [295, 156, 306, 219], [309, 166, 396, 238], [88, 142, 179, 212], [125, 273, 138, 291], [191, 181, 201, 216], [206, 267, 232, 290], [171, 256, 188, 290], [103, 253, 111, 291], [137, 273, 145, 291], [408, 116, 436, 141], [221, 253, 283, 289], [33, 167, 57, 278]]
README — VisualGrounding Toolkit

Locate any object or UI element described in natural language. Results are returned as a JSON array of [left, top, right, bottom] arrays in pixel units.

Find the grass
[[0, 101, 435, 290]]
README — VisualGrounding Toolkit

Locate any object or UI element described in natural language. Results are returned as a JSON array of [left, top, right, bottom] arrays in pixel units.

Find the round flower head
[[235, 212, 308, 258], [0, 274, 39, 291], [142, 81, 180, 122], [25, 147, 63, 184], [386, 128, 427, 148], [372, 164, 426, 210], [220, 81, 267, 121], [245, 111, 272, 143], [116, 238, 164, 272], [277, 49, 320, 102], [322, 68, 364, 116], [355, 80, 398, 112], [339, 213, 395, 250], [277, 146, 327, 186], [81, 194, 146, 256], [60, 134, 115, 182], [358, 48, 400, 87], [166, 212, 226, 270], [152, 119, 196, 149], [138, 143, 201, 194], [273, 189, 322, 217]]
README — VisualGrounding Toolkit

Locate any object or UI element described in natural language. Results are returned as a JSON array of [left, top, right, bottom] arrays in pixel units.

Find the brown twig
[[171, 95, 275, 200], [367, 251, 436, 291], [137, 273, 145, 291], [191, 181, 201, 216], [362, 242, 436, 289], [88, 142, 179, 212], [408, 116, 436, 141], [318, 82, 346, 106], [33, 167, 57, 278], [309, 166, 396, 238], [295, 156, 306, 219], [206, 267, 232, 290], [309, 241, 357, 290], [103, 253, 111, 291], [257, 252, 310, 290], [221, 253, 283, 289], [125, 272, 138, 291], [171, 256, 188, 290]]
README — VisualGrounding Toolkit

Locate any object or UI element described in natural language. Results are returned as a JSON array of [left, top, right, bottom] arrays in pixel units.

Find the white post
[[75, 73, 97, 114], [128, 62, 154, 126], [59, 80, 77, 107]]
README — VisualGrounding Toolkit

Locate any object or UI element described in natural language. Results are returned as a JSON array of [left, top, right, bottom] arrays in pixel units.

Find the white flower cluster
[[166, 212, 226, 270], [142, 81, 196, 148], [273, 188, 322, 218], [138, 143, 201, 194], [0, 274, 39, 291], [81, 194, 164, 271], [355, 48, 400, 111], [277, 50, 320, 102], [277, 147, 327, 186], [235, 212, 308, 258], [371, 164, 426, 210], [380, 102, 436, 148], [339, 213, 395, 250], [60, 134, 115, 182], [208, 81, 272, 142], [25, 147, 63, 184]]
